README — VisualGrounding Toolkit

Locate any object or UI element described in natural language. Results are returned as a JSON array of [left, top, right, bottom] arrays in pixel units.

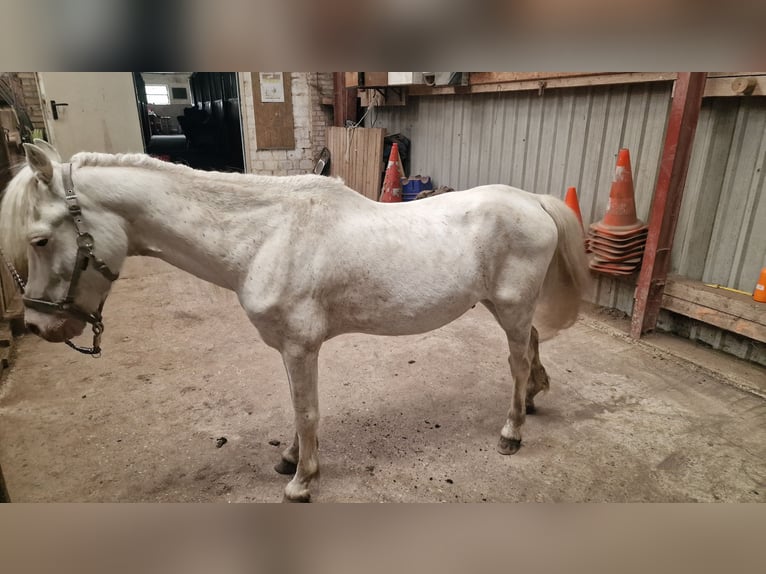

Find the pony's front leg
[[280, 343, 321, 502]]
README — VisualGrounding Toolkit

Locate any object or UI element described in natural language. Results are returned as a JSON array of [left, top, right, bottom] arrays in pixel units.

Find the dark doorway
[[134, 72, 244, 172]]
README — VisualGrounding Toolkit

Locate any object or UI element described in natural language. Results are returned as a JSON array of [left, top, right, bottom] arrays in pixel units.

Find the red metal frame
[[630, 72, 707, 338]]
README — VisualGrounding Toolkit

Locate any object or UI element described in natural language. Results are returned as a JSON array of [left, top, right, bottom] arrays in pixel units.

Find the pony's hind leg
[[481, 300, 534, 455], [483, 302, 548, 414], [274, 433, 299, 475], [525, 326, 550, 415]]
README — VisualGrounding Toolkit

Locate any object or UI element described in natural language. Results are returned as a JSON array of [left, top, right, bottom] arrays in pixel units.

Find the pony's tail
[[533, 194, 592, 341]]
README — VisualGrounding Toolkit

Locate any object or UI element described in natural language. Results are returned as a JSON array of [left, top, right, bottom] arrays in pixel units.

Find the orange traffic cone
[[586, 148, 649, 276], [380, 143, 404, 202], [596, 148, 646, 235], [565, 186, 584, 232], [754, 267, 766, 303]]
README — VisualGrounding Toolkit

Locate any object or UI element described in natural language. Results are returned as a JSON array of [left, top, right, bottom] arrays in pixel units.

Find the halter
[[1, 163, 119, 357]]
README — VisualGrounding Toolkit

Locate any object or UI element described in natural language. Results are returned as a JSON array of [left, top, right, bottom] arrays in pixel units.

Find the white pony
[[0, 142, 589, 502]]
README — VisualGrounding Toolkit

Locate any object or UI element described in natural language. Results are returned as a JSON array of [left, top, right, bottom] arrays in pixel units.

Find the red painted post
[[630, 73, 707, 339]]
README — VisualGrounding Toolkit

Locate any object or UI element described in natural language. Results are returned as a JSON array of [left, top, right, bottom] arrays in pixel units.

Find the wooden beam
[[630, 73, 707, 339], [333, 73, 358, 127], [408, 72, 678, 97], [469, 72, 603, 84], [661, 295, 766, 343], [704, 75, 766, 97], [664, 276, 766, 328], [344, 71, 766, 99], [661, 277, 766, 343]]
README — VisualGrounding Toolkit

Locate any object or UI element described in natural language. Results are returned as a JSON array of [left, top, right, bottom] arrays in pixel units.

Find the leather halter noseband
[[2, 163, 119, 356]]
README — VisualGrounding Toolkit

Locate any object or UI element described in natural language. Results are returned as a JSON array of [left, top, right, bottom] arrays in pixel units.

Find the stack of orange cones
[[379, 143, 405, 203], [587, 149, 648, 275]]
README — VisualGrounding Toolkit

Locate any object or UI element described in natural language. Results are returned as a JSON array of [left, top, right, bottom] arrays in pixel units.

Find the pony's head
[[0, 141, 127, 343]]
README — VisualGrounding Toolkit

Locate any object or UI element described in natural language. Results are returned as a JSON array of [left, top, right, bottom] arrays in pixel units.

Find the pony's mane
[[71, 152, 336, 191], [0, 164, 38, 278], [1, 152, 349, 277], [73, 152, 197, 174]]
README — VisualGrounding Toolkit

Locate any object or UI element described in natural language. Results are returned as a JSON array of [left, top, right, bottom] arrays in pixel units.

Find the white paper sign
[[260, 72, 285, 103]]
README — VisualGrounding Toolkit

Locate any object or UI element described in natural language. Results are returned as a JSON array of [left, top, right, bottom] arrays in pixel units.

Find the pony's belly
[[334, 293, 479, 337]]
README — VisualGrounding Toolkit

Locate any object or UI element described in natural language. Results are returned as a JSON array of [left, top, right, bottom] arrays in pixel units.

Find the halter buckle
[[76, 232, 94, 249]]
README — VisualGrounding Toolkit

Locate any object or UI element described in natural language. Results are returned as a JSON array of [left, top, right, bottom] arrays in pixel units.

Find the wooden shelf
[[661, 275, 766, 343]]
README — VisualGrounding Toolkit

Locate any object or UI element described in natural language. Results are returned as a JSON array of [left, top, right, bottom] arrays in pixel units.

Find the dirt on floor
[[1, 257, 764, 502]]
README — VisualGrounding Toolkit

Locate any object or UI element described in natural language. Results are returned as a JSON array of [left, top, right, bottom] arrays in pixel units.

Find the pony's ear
[[23, 143, 54, 184], [32, 138, 62, 162]]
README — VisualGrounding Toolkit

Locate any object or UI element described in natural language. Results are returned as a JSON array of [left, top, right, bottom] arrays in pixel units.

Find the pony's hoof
[[283, 484, 312, 503], [497, 436, 522, 455], [283, 492, 311, 503], [274, 459, 297, 475], [525, 403, 537, 415]]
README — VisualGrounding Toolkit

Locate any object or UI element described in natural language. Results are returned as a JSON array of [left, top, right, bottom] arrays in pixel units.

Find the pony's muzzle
[[25, 311, 86, 343]]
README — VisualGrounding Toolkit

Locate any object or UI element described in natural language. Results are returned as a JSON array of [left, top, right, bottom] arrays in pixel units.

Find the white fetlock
[[284, 479, 311, 503]]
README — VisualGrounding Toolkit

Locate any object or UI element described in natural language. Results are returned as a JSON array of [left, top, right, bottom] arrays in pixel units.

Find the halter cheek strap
[[16, 163, 119, 357]]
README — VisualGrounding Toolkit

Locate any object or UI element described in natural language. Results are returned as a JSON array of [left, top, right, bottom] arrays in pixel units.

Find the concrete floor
[[1, 258, 764, 502]]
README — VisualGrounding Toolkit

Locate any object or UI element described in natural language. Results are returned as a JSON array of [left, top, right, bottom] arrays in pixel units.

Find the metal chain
[[0, 245, 26, 293]]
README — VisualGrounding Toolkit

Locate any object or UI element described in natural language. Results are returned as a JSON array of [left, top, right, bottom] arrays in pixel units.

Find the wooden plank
[[664, 276, 766, 328], [333, 72, 358, 127], [704, 75, 766, 97], [251, 73, 295, 150], [0, 134, 23, 320], [408, 73, 677, 97], [0, 265, 24, 320], [344, 72, 361, 88], [707, 72, 766, 78], [362, 72, 389, 87], [470, 72, 603, 84], [327, 126, 385, 201], [344, 73, 388, 88], [359, 88, 406, 107], [661, 294, 766, 344]]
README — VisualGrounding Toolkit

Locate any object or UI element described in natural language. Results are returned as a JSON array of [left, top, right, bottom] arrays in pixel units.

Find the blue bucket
[[401, 176, 433, 201]]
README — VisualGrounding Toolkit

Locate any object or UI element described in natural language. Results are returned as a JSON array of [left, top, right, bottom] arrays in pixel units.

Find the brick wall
[[16, 73, 45, 131], [239, 72, 334, 175]]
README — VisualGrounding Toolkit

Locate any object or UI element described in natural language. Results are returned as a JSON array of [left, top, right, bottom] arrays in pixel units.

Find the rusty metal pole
[[630, 72, 707, 339]]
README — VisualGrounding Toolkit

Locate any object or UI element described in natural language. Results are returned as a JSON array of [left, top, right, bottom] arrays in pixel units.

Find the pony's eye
[[34, 238, 49, 247]]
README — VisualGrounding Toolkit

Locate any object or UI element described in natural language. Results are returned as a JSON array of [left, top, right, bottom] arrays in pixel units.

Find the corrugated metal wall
[[369, 83, 673, 313], [370, 82, 673, 233], [674, 97, 766, 293], [370, 83, 766, 295]]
